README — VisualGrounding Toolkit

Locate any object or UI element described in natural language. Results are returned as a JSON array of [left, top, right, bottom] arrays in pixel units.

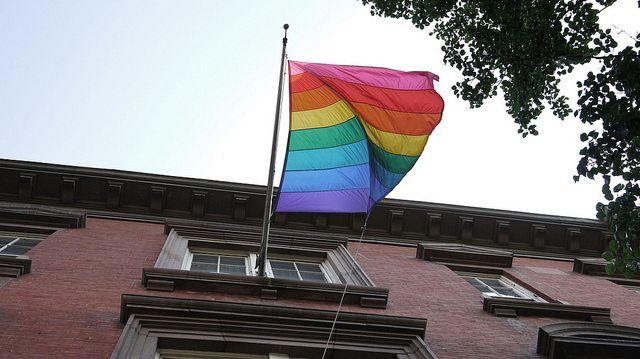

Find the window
[[113, 294, 436, 359], [268, 260, 327, 283], [0, 231, 47, 256], [459, 272, 544, 302], [146, 224, 389, 308], [537, 322, 640, 358], [183, 249, 336, 283], [187, 252, 250, 275]]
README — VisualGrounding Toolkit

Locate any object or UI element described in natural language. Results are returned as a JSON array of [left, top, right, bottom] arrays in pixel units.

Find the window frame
[[182, 249, 253, 276], [458, 271, 546, 302], [182, 248, 340, 284], [113, 294, 436, 359], [144, 223, 389, 308]]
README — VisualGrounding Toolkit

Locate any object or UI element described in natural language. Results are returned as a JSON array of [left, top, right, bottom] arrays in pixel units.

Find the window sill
[[142, 267, 389, 308], [0, 255, 31, 277], [482, 297, 612, 323]]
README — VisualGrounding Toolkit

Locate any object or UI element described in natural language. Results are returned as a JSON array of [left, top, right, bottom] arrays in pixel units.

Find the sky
[[1, 0, 638, 219]]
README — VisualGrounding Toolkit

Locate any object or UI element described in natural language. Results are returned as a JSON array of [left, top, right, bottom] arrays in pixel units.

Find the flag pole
[[257, 24, 289, 277]]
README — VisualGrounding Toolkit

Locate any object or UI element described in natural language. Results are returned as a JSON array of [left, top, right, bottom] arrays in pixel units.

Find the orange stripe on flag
[[291, 85, 341, 112], [351, 102, 442, 136]]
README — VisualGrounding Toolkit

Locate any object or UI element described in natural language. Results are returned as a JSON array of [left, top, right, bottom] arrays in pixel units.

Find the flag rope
[[321, 215, 369, 359]]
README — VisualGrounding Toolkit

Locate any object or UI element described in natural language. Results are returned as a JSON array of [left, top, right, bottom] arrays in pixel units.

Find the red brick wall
[[0, 218, 638, 358]]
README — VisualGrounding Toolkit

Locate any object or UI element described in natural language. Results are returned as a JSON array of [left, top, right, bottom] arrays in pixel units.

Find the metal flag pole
[[257, 24, 289, 277]]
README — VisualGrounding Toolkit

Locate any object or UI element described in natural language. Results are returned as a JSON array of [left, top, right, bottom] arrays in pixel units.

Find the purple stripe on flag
[[275, 188, 369, 213], [291, 61, 438, 90]]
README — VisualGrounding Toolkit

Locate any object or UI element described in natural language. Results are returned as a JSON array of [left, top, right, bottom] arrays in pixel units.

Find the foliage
[[362, 0, 640, 275]]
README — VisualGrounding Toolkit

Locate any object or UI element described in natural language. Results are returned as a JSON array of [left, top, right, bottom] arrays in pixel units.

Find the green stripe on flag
[[289, 117, 366, 151], [370, 143, 419, 174]]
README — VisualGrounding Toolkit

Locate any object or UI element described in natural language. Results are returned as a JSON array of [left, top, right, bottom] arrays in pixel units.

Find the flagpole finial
[[283, 24, 289, 45]]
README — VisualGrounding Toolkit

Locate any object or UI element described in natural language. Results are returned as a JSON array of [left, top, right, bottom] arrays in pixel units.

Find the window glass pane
[[219, 256, 247, 275], [220, 256, 245, 266], [219, 264, 247, 275], [190, 262, 219, 273], [192, 254, 219, 264], [271, 261, 300, 280], [13, 238, 41, 248], [272, 269, 300, 280], [270, 261, 295, 270], [295, 263, 322, 273], [480, 278, 503, 288], [465, 277, 483, 286], [299, 271, 326, 282], [0, 236, 15, 247], [1, 245, 30, 256]]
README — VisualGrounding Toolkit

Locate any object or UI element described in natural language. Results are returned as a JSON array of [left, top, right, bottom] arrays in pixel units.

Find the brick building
[[0, 158, 639, 358]]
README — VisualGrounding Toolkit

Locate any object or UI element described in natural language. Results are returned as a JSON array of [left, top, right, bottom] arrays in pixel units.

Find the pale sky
[[1, 0, 638, 218]]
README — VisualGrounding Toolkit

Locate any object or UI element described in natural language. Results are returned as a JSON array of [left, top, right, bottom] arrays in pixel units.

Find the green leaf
[[608, 239, 618, 253], [605, 262, 615, 275]]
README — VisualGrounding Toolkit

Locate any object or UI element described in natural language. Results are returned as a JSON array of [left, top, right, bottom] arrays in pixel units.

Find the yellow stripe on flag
[[291, 100, 355, 131], [361, 121, 429, 156]]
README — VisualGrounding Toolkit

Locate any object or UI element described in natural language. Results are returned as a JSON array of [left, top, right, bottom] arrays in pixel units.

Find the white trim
[[182, 249, 339, 284], [459, 272, 545, 302], [184, 250, 251, 275]]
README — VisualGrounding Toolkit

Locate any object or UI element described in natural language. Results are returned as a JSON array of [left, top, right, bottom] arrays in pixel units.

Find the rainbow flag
[[275, 61, 444, 214]]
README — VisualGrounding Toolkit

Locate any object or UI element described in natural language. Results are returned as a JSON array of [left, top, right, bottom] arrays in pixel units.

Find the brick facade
[[1, 217, 638, 358]]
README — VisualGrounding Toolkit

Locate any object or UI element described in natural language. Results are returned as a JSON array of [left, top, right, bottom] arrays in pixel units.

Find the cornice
[[0, 158, 610, 259]]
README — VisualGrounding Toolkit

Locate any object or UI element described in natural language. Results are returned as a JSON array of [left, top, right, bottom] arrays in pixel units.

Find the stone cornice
[[0, 158, 610, 259]]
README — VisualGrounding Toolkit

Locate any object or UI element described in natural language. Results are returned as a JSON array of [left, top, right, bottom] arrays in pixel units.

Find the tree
[[361, 0, 640, 275]]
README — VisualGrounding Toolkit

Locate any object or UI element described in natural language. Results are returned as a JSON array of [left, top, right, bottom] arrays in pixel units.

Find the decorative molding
[[573, 257, 609, 276], [18, 173, 34, 200], [494, 220, 510, 245], [106, 181, 123, 209], [0, 159, 612, 260], [426, 213, 441, 238], [416, 243, 513, 268], [458, 217, 473, 242], [314, 213, 328, 229], [388, 209, 404, 235], [566, 228, 582, 252], [273, 212, 287, 225], [142, 267, 388, 308], [351, 213, 364, 232], [190, 190, 207, 217], [150, 223, 386, 308], [149, 186, 166, 213], [573, 257, 639, 280], [483, 297, 611, 323], [112, 294, 435, 359], [531, 224, 546, 248], [0, 204, 86, 229], [60, 177, 77, 204], [537, 322, 640, 358], [232, 194, 249, 221], [0, 255, 31, 277]]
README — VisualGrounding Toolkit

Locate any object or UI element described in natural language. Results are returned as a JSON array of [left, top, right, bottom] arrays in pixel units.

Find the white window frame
[[264, 258, 337, 283], [182, 249, 251, 276], [458, 271, 546, 302], [182, 249, 339, 284]]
